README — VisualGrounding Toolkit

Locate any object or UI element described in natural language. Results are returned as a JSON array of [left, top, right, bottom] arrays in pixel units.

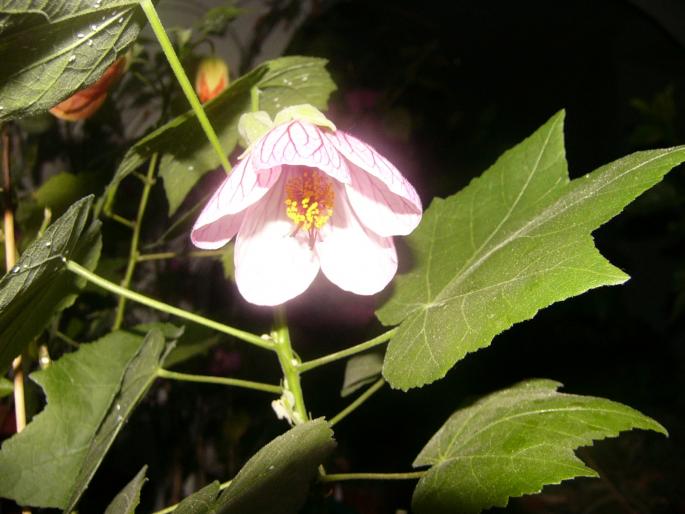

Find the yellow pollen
[[285, 169, 335, 237]]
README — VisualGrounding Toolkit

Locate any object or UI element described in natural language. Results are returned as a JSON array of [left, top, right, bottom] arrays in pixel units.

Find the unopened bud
[[49, 57, 126, 121], [195, 56, 230, 103]]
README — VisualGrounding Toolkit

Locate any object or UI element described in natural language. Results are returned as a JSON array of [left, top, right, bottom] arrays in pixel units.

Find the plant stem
[[139, 0, 232, 174], [250, 85, 260, 112], [329, 378, 385, 427], [3, 125, 30, 514], [272, 308, 308, 424], [158, 369, 281, 394], [113, 153, 158, 329], [298, 328, 397, 373], [319, 471, 426, 482], [136, 249, 224, 262], [65, 260, 274, 351]]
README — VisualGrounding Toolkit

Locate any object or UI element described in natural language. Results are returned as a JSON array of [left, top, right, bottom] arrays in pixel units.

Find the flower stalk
[[272, 308, 308, 424], [139, 0, 232, 174], [113, 152, 158, 329]]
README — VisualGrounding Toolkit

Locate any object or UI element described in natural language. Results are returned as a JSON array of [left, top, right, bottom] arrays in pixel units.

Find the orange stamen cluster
[[285, 169, 335, 241]]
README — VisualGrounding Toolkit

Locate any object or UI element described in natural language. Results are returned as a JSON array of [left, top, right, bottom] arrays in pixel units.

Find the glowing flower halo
[[191, 105, 422, 306]]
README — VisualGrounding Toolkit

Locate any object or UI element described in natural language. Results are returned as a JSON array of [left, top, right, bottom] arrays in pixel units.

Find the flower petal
[[234, 182, 320, 306], [326, 130, 422, 233], [191, 211, 244, 250], [250, 120, 351, 183], [345, 167, 422, 236], [316, 189, 398, 296], [191, 158, 281, 249]]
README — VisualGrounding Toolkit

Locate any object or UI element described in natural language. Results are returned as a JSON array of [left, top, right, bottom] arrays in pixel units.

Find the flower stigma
[[285, 168, 335, 247]]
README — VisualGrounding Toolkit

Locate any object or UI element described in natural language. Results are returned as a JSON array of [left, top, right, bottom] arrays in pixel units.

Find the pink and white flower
[[191, 115, 422, 306]]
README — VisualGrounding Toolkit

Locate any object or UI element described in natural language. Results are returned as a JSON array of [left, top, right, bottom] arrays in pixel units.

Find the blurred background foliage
[[1, 0, 685, 512]]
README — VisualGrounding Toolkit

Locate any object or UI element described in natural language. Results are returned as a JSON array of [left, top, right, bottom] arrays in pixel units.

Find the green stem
[[250, 85, 260, 112], [157, 369, 281, 394], [139, 0, 232, 174], [272, 308, 308, 424], [136, 249, 225, 262], [114, 153, 158, 329], [108, 212, 135, 229], [329, 378, 385, 427], [319, 471, 425, 482], [65, 260, 274, 351], [298, 328, 397, 373]]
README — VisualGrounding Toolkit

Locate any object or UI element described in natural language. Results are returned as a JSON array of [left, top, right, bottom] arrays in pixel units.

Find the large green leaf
[[0, 329, 146, 508], [0, 376, 13, 399], [377, 111, 685, 390], [214, 419, 335, 514], [0, 195, 101, 374], [106, 56, 336, 216], [104, 465, 148, 514], [412, 379, 666, 514], [172, 482, 221, 514], [64, 329, 169, 512], [0, 1, 145, 121]]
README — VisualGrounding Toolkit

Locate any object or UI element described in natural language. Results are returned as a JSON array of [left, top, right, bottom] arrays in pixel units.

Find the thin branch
[[329, 378, 385, 427], [158, 368, 282, 394], [298, 328, 397, 372], [65, 260, 275, 351]]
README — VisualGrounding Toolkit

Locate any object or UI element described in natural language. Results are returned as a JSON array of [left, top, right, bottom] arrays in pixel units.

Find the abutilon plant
[[191, 105, 423, 305]]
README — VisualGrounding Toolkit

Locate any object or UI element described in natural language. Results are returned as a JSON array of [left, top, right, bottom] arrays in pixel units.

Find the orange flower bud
[[49, 57, 126, 122], [195, 56, 229, 103]]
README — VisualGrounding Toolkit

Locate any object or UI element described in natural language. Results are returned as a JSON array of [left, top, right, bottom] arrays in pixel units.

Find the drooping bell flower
[[49, 57, 126, 121], [191, 105, 422, 306], [195, 56, 230, 103]]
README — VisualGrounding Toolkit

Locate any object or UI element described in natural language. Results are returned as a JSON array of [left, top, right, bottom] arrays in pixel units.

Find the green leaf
[[0, 1, 146, 121], [0, 377, 13, 399], [412, 379, 666, 514], [341, 352, 383, 398], [107, 56, 336, 216], [172, 482, 221, 514], [162, 324, 219, 368], [0, 329, 147, 508], [64, 329, 169, 512], [34, 171, 100, 217], [377, 111, 685, 390], [0, 195, 101, 374], [214, 419, 336, 514], [104, 465, 148, 514]]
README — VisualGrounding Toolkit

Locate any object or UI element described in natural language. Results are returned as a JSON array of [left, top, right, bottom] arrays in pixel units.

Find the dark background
[[4, 0, 685, 513]]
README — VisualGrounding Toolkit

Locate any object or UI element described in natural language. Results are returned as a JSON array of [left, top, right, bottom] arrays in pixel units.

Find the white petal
[[234, 183, 320, 306], [316, 189, 398, 295], [191, 158, 281, 249], [345, 166, 422, 237]]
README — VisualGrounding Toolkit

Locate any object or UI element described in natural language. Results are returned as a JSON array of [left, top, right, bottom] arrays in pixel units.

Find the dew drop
[[268, 465, 275, 470], [77, 32, 85, 38], [88, 39, 94, 47], [0, 106, 4, 111], [118, 16, 124, 23], [116, 415, 123, 423], [91, 24, 98, 31], [188, 165, 195, 171], [301, 75, 309, 82], [12, 266, 20, 273], [45, 241, 52, 247], [68, 55, 76, 63], [116, 403, 121, 411]]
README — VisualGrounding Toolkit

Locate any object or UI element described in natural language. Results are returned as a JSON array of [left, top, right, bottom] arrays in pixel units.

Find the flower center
[[284, 168, 335, 244]]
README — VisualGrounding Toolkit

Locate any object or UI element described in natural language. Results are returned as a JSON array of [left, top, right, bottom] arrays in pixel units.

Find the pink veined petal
[[191, 159, 281, 249], [234, 181, 320, 306], [326, 129, 422, 212], [191, 211, 245, 250], [250, 120, 351, 184], [344, 166, 422, 237], [316, 188, 398, 296]]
